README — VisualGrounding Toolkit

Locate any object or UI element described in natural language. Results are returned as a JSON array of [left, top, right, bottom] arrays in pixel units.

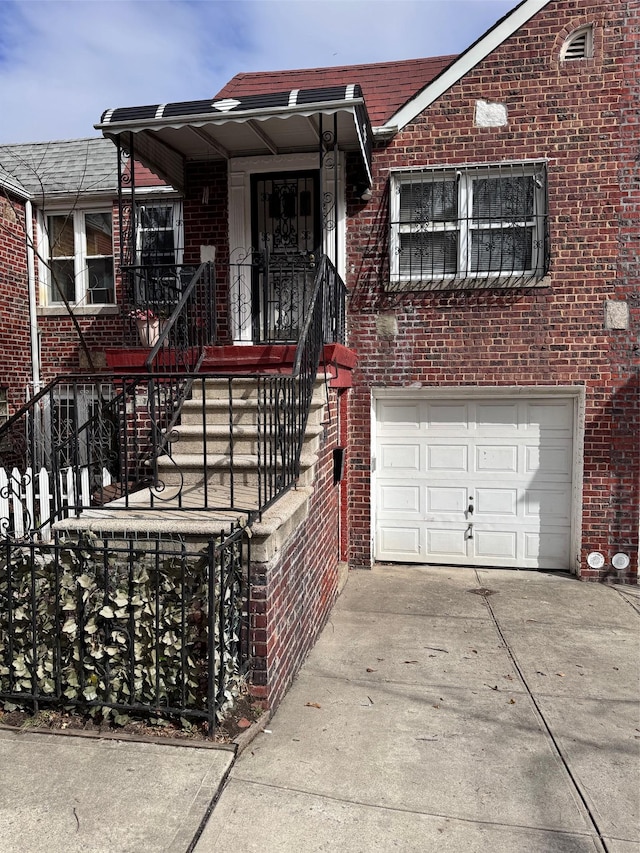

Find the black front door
[[251, 171, 320, 342]]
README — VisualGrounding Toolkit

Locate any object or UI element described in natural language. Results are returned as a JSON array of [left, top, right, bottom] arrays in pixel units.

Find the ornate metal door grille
[[251, 172, 320, 342]]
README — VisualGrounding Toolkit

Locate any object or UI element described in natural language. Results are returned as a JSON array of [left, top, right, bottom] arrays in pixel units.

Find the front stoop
[[54, 376, 330, 558]]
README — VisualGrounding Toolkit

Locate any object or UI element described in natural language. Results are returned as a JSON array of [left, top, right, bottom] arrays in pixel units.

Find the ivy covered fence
[[0, 525, 250, 736]]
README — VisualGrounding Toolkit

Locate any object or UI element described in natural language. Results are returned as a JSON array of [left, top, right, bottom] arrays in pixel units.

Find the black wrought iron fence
[[122, 261, 217, 372], [0, 255, 346, 536], [228, 251, 346, 345], [0, 526, 249, 735]]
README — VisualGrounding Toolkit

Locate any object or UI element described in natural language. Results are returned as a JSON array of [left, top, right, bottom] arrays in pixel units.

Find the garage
[[374, 393, 578, 570]]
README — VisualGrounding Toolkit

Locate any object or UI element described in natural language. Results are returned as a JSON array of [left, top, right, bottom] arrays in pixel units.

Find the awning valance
[[96, 85, 373, 192]]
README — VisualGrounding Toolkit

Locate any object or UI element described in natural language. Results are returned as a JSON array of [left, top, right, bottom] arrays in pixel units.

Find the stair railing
[[252, 255, 345, 514]]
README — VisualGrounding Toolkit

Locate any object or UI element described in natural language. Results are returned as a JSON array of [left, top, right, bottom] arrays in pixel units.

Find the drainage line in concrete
[[184, 757, 235, 853], [474, 571, 610, 853]]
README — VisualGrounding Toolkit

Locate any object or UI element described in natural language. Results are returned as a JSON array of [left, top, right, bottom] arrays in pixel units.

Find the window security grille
[[0, 389, 8, 426], [389, 162, 548, 290], [137, 203, 183, 267]]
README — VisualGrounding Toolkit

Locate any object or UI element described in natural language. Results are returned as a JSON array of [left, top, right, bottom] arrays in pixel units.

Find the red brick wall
[[0, 193, 32, 413], [184, 162, 232, 344], [344, 0, 637, 581], [35, 199, 125, 382], [249, 388, 341, 707]]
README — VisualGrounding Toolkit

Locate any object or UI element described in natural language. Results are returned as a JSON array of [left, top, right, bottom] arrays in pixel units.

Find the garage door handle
[[467, 500, 474, 515], [465, 523, 474, 540]]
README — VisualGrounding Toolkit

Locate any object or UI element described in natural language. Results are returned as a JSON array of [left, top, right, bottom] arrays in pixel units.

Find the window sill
[[37, 305, 120, 317], [386, 274, 551, 293]]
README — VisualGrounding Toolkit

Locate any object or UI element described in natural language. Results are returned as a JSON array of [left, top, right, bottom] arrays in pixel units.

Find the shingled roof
[[214, 56, 456, 128], [0, 138, 120, 199], [0, 136, 167, 199]]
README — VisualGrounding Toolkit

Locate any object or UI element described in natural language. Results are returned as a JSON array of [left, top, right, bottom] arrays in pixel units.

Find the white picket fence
[[0, 465, 112, 542]]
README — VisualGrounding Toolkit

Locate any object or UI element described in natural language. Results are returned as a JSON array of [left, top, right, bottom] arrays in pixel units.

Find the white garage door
[[375, 396, 575, 570]]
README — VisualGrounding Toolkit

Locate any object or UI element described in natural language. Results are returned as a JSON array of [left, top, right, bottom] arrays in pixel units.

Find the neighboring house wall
[[345, 0, 637, 581], [0, 190, 32, 415], [35, 197, 123, 380]]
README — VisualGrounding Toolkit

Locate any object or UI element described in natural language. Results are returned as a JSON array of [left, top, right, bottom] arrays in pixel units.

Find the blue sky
[[0, 0, 520, 144]]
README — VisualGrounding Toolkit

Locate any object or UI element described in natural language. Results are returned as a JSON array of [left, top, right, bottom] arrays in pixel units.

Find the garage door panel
[[473, 530, 517, 560], [427, 403, 469, 429], [475, 488, 518, 517], [526, 401, 573, 434], [524, 487, 571, 521], [475, 444, 518, 473], [524, 531, 569, 564], [377, 402, 422, 432], [375, 395, 574, 570], [525, 444, 572, 477], [379, 484, 422, 514], [475, 402, 518, 429], [427, 444, 468, 472], [378, 526, 422, 558], [427, 527, 469, 557], [380, 443, 421, 471], [427, 486, 467, 514]]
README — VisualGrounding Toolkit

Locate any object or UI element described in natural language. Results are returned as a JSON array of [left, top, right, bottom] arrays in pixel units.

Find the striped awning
[[96, 85, 372, 192]]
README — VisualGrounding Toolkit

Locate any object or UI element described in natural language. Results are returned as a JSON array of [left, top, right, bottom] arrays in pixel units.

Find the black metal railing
[[0, 255, 346, 537], [229, 251, 346, 345], [122, 262, 216, 369], [0, 527, 249, 734]]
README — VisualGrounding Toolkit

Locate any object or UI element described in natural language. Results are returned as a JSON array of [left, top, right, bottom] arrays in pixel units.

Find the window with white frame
[[390, 162, 548, 288], [136, 201, 183, 267], [43, 210, 114, 305]]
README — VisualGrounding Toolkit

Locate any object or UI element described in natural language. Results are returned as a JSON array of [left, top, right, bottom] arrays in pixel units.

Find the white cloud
[[0, 0, 518, 144]]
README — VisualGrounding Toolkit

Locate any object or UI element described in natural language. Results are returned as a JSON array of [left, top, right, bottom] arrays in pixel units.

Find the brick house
[[0, 0, 637, 711], [0, 163, 33, 422]]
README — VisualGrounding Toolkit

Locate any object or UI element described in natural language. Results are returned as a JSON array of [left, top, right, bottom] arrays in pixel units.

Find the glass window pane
[[87, 258, 115, 303], [140, 206, 173, 229], [399, 232, 458, 277], [50, 259, 76, 302], [85, 213, 112, 256], [471, 227, 533, 272], [48, 215, 75, 258], [400, 179, 457, 224], [141, 231, 175, 264], [472, 176, 534, 221]]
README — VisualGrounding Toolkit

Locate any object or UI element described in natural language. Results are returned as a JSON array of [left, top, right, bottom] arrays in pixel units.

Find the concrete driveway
[[0, 565, 638, 852], [197, 565, 639, 853]]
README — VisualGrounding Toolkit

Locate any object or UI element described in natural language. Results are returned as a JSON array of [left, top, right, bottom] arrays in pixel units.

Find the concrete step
[[190, 375, 328, 401], [166, 422, 323, 455], [179, 393, 327, 427], [154, 451, 318, 490]]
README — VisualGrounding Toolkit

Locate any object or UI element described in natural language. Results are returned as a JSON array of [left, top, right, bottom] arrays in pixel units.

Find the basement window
[[561, 25, 593, 61], [0, 388, 8, 426], [389, 161, 548, 291]]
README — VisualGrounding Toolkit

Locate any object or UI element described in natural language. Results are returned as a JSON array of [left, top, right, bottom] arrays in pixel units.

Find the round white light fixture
[[612, 553, 630, 571], [586, 552, 605, 569]]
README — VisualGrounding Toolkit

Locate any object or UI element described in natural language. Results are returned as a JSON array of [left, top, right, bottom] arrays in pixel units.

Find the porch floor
[[54, 481, 312, 550]]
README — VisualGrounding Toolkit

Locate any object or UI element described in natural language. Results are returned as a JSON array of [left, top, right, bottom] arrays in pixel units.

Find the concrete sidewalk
[[0, 565, 638, 852]]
